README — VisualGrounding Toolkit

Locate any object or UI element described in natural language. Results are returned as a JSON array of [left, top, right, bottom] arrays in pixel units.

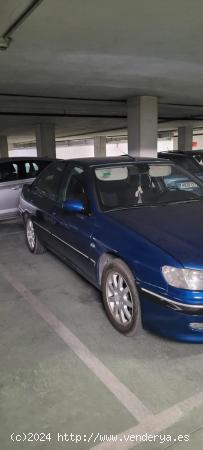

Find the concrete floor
[[0, 220, 203, 450]]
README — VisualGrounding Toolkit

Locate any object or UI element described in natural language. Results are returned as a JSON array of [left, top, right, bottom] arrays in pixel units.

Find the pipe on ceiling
[[0, 0, 44, 50]]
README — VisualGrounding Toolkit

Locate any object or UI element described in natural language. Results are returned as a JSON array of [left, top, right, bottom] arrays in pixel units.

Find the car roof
[[159, 151, 203, 158], [178, 150, 203, 155], [63, 156, 173, 167], [158, 152, 195, 160], [0, 156, 54, 163]]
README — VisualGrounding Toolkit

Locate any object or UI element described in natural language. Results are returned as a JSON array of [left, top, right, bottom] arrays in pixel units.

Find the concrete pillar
[[172, 135, 178, 151], [35, 123, 56, 158], [94, 136, 106, 157], [0, 135, 9, 158], [127, 96, 158, 157], [178, 126, 193, 151]]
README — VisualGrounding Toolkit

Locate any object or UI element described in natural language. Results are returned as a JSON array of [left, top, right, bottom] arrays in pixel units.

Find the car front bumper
[[140, 288, 203, 342]]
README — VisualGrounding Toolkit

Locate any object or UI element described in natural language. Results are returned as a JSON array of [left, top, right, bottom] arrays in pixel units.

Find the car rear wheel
[[101, 259, 142, 336], [26, 217, 46, 254]]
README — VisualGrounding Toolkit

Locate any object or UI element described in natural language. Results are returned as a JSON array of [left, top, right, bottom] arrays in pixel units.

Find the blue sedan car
[[19, 157, 203, 342]]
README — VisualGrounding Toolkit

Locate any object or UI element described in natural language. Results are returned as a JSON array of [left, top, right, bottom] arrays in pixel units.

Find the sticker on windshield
[[95, 166, 128, 181]]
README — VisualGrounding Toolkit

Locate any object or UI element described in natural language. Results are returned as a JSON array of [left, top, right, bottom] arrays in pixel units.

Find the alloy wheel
[[26, 218, 36, 250], [106, 271, 133, 326]]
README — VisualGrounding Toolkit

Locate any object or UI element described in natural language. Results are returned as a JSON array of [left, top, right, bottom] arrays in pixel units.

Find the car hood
[[107, 201, 203, 268]]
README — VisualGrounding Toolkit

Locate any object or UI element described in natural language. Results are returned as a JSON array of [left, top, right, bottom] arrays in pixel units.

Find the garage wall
[[8, 138, 173, 158], [9, 141, 128, 158]]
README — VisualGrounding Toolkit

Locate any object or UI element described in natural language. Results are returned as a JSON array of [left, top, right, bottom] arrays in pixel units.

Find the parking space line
[[0, 231, 23, 238], [91, 407, 183, 449], [175, 389, 203, 414], [1, 269, 152, 423], [91, 390, 203, 449]]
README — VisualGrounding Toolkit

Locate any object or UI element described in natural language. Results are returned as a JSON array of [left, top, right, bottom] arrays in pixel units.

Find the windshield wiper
[[105, 198, 203, 212], [158, 198, 203, 206], [106, 204, 165, 212]]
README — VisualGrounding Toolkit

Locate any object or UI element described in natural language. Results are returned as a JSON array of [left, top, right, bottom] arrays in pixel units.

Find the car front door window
[[63, 166, 89, 211]]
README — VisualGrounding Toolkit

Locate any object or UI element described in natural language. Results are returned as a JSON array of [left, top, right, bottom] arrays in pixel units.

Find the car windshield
[[94, 162, 203, 211]]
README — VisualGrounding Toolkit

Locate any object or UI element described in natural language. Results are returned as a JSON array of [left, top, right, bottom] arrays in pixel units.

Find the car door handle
[[11, 186, 20, 190]]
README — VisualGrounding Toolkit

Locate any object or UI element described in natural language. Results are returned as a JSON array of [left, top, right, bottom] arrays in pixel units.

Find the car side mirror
[[62, 199, 85, 214]]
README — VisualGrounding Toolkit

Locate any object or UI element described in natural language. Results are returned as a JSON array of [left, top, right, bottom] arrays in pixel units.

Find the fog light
[[189, 323, 203, 331]]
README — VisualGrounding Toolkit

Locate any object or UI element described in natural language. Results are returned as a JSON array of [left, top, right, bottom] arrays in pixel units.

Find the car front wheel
[[102, 259, 142, 336], [26, 217, 46, 254]]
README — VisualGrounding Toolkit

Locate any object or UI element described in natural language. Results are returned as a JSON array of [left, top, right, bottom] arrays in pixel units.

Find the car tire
[[26, 217, 46, 254], [101, 258, 142, 336]]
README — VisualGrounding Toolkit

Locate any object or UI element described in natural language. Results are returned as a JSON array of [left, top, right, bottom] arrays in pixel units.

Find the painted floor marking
[[91, 407, 182, 449], [91, 390, 203, 449], [2, 267, 203, 449], [0, 230, 23, 238], [1, 269, 151, 423]]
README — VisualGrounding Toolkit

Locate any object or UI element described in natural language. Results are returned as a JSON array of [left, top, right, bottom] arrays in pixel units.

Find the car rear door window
[[34, 162, 65, 200]]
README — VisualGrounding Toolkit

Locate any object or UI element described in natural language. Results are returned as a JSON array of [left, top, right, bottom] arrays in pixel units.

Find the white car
[[0, 157, 53, 220]]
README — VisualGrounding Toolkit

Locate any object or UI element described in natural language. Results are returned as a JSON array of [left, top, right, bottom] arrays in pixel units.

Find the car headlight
[[162, 266, 203, 290]]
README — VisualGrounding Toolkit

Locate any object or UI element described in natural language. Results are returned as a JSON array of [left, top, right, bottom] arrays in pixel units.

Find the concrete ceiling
[[1, 0, 203, 140]]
